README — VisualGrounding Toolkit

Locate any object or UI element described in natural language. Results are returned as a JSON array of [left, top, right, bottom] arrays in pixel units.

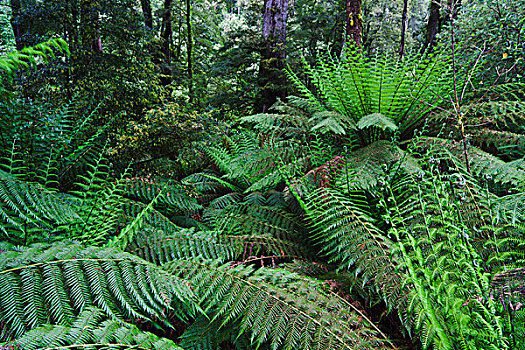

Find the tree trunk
[[140, 0, 153, 29], [70, 0, 79, 49], [160, 0, 173, 65], [258, 0, 289, 112], [344, 0, 363, 49], [80, 0, 102, 54], [186, 0, 194, 103], [422, 0, 441, 53], [399, 0, 409, 57], [9, 0, 23, 50]]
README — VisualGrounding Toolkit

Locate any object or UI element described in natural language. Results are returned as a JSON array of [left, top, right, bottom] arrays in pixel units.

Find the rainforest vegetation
[[0, 0, 524, 349]]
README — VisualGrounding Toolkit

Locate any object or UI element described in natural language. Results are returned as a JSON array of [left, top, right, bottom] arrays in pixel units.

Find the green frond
[[183, 171, 243, 203], [167, 259, 395, 350], [336, 140, 421, 190], [127, 227, 240, 262], [122, 178, 201, 213], [310, 110, 353, 135], [179, 314, 259, 350], [212, 202, 304, 240], [7, 307, 183, 350], [357, 113, 398, 132], [0, 39, 68, 81], [0, 241, 198, 338], [127, 225, 315, 264], [492, 193, 525, 224], [303, 187, 401, 306], [241, 99, 311, 137], [0, 170, 81, 243], [419, 137, 525, 186]]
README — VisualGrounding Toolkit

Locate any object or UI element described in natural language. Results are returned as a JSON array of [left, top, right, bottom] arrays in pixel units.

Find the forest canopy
[[0, 0, 524, 349]]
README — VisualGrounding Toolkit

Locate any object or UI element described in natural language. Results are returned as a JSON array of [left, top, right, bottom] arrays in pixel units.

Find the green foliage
[[284, 49, 452, 145], [168, 259, 395, 350], [0, 169, 80, 243], [0, 38, 68, 82], [113, 103, 227, 177], [0, 241, 197, 339], [2, 4, 525, 349], [376, 145, 525, 349], [6, 307, 183, 350], [454, 0, 525, 84]]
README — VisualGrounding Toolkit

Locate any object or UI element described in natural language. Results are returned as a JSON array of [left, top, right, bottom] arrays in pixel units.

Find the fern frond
[[419, 137, 525, 186], [179, 314, 258, 350], [127, 226, 315, 265], [168, 259, 395, 350], [0, 170, 81, 243], [337, 140, 421, 190], [212, 203, 304, 241], [0, 38, 69, 81], [304, 187, 401, 306], [492, 193, 525, 224], [122, 177, 201, 213], [357, 113, 398, 132], [7, 307, 183, 350], [0, 241, 197, 338]]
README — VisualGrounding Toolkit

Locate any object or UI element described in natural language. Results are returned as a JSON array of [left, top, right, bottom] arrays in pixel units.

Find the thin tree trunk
[[344, 0, 363, 49], [176, 9, 182, 58], [399, 0, 409, 57], [80, 0, 102, 54], [9, 0, 23, 50], [422, 0, 441, 53], [140, 0, 153, 29], [258, 0, 289, 112], [160, 0, 173, 65], [186, 0, 194, 103], [70, 0, 79, 49]]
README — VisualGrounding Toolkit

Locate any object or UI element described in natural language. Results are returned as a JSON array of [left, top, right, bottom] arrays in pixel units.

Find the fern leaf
[[0, 170, 81, 242], [357, 113, 398, 132], [168, 259, 395, 350], [0, 241, 198, 338], [303, 187, 401, 306], [338, 140, 422, 190], [7, 307, 183, 350]]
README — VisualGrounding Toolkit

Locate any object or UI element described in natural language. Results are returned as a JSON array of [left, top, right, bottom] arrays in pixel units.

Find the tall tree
[[186, 0, 194, 103], [258, 0, 289, 112], [160, 0, 173, 84], [160, 0, 172, 63], [140, 0, 153, 29], [399, 0, 409, 57], [423, 0, 441, 52], [80, 0, 102, 54], [344, 0, 363, 48], [9, 0, 23, 50]]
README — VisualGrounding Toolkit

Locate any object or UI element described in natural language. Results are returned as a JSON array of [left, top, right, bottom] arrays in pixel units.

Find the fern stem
[[0, 258, 136, 275]]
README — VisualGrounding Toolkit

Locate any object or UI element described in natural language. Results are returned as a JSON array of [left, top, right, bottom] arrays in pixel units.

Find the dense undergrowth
[[0, 38, 524, 350]]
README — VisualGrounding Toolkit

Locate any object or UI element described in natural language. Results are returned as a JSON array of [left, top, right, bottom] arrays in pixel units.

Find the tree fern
[[283, 50, 452, 145]]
